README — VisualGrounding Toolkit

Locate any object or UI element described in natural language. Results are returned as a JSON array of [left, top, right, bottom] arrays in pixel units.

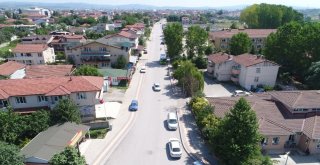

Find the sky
[[3, 0, 320, 8]]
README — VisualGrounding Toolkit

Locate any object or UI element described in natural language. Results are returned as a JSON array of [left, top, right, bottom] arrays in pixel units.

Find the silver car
[[168, 138, 182, 158], [152, 83, 161, 91]]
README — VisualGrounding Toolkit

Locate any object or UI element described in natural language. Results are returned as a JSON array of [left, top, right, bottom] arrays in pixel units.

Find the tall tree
[[0, 141, 24, 165], [212, 98, 266, 165], [240, 3, 303, 29], [305, 61, 320, 89], [75, 65, 102, 76], [185, 25, 208, 59], [229, 32, 252, 55], [163, 23, 183, 60], [51, 98, 81, 124], [49, 147, 86, 165], [173, 60, 204, 97], [113, 55, 127, 69]]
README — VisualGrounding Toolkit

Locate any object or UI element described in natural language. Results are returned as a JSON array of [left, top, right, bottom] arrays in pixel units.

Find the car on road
[[152, 83, 161, 91], [143, 50, 147, 54], [167, 112, 178, 130], [168, 138, 182, 158], [129, 99, 138, 111], [140, 66, 146, 73], [232, 90, 251, 97], [160, 41, 165, 45]]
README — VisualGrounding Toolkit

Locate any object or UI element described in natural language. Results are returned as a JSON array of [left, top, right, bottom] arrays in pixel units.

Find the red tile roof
[[63, 35, 86, 39], [233, 53, 279, 67], [46, 86, 71, 96], [25, 65, 73, 78], [207, 52, 233, 64], [210, 29, 276, 39], [13, 44, 49, 53], [0, 61, 25, 76], [0, 76, 103, 98], [104, 31, 138, 40]]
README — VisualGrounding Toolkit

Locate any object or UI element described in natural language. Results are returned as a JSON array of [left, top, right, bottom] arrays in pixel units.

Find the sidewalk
[[79, 62, 144, 164]]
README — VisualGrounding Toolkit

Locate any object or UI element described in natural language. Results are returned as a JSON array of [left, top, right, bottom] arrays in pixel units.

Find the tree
[[229, 32, 252, 55], [173, 60, 204, 97], [163, 23, 183, 60], [193, 56, 207, 69], [204, 45, 214, 55], [0, 141, 24, 165], [51, 98, 81, 124], [240, 3, 303, 29], [99, 16, 108, 23], [74, 65, 102, 76], [0, 107, 22, 144], [49, 147, 86, 165], [212, 98, 271, 165], [166, 15, 180, 22], [138, 36, 145, 46], [113, 55, 127, 69], [305, 61, 320, 89], [230, 22, 238, 29], [185, 25, 208, 59]]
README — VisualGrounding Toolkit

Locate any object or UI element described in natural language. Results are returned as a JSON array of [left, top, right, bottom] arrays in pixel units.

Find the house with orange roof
[[0, 61, 26, 79], [97, 31, 139, 49], [0, 76, 104, 119], [209, 29, 276, 51], [207, 53, 279, 90], [207, 90, 320, 154]]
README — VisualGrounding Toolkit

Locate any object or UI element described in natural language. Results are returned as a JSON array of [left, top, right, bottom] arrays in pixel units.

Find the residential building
[[94, 23, 115, 33], [21, 7, 51, 17], [21, 35, 53, 44], [10, 44, 55, 65], [50, 35, 87, 53], [0, 61, 25, 79], [97, 31, 139, 49], [65, 41, 131, 68], [181, 16, 190, 25], [98, 68, 132, 86], [125, 23, 145, 34], [207, 53, 279, 90], [209, 29, 276, 51], [208, 90, 320, 154], [21, 122, 89, 165], [0, 76, 104, 118], [113, 20, 123, 29]]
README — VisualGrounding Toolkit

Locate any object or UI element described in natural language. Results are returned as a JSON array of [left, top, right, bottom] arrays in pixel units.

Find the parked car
[[143, 50, 147, 54], [168, 138, 182, 158], [160, 41, 164, 45], [153, 83, 161, 91], [232, 90, 251, 97], [129, 100, 138, 111], [167, 112, 178, 130], [140, 66, 146, 73]]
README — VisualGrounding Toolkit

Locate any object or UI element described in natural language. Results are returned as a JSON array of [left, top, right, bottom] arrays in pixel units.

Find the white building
[[94, 23, 115, 33], [21, 7, 51, 17], [10, 44, 55, 65], [207, 53, 280, 90], [0, 76, 104, 118], [97, 31, 139, 49]]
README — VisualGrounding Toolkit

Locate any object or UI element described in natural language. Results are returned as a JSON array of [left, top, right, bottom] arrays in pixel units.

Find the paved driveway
[[271, 153, 320, 165], [203, 73, 240, 97]]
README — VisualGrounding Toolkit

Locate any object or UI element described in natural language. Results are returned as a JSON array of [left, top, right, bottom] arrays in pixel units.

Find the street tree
[[51, 98, 81, 124], [212, 98, 271, 165], [185, 25, 208, 59], [163, 23, 184, 60], [173, 60, 204, 97], [49, 147, 86, 165], [229, 32, 252, 55], [113, 55, 127, 69], [0, 141, 24, 165], [74, 65, 102, 76]]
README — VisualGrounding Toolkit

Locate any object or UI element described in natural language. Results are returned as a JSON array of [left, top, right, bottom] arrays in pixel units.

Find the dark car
[[160, 41, 165, 45], [129, 99, 138, 111]]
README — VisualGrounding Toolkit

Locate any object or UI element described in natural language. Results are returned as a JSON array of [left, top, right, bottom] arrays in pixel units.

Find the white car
[[167, 112, 178, 130], [168, 138, 182, 158], [232, 90, 251, 97], [153, 83, 161, 91], [140, 66, 146, 73]]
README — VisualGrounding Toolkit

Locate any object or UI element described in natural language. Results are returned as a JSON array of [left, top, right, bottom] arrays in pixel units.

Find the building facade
[[97, 31, 139, 49]]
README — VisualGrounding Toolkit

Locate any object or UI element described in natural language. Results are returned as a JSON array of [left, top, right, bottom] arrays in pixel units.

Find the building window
[[15, 97, 26, 104], [261, 138, 268, 145], [0, 100, 8, 107], [53, 96, 63, 102], [26, 53, 32, 57], [38, 53, 42, 57], [272, 137, 280, 145], [256, 68, 261, 73], [100, 47, 107, 52], [101, 63, 107, 67], [77, 92, 87, 100], [38, 96, 48, 102], [254, 77, 259, 82], [317, 140, 320, 149], [84, 47, 91, 52]]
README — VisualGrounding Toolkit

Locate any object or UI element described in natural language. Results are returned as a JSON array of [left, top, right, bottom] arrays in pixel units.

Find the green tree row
[[240, 3, 303, 29]]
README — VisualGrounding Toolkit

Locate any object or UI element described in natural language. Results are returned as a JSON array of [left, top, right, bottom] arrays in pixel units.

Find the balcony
[[231, 66, 241, 74], [81, 56, 111, 62], [81, 51, 111, 56]]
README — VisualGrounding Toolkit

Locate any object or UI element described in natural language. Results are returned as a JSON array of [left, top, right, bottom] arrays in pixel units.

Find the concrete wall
[[214, 60, 234, 81], [298, 134, 320, 154]]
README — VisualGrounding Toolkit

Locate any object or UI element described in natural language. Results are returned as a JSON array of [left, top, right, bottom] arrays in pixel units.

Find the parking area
[[203, 73, 240, 97], [271, 152, 320, 165], [103, 87, 126, 102]]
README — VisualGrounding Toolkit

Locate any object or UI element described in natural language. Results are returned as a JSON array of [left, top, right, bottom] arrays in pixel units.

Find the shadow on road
[[145, 60, 167, 69]]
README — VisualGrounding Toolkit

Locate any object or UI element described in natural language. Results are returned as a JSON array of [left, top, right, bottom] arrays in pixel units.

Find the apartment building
[[208, 90, 320, 154], [209, 29, 276, 51], [0, 76, 104, 118], [50, 34, 87, 53], [21, 35, 53, 44], [207, 53, 279, 90], [97, 31, 139, 49], [65, 41, 131, 68], [10, 44, 55, 65]]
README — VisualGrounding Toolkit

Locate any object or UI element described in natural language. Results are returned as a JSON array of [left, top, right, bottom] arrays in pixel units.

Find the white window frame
[[254, 77, 259, 82], [77, 92, 87, 100], [38, 96, 48, 102], [15, 97, 26, 104], [272, 137, 280, 145]]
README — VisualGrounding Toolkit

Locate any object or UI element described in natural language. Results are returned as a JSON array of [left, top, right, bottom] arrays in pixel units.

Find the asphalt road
[[103, 20, 193, 165]]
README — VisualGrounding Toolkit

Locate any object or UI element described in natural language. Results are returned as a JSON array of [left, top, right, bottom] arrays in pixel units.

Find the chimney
[[69, 76, 72, 81]]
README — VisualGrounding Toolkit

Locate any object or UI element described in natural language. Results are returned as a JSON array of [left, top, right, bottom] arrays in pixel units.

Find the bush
[[193, 56, 207, 69], [88, 128, 108, 139], [118, 79, 128, 87], [263, 85, 273, 91]]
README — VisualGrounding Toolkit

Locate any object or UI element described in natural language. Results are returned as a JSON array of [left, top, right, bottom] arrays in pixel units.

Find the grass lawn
[[112, 86, 128, 90], [0, 40, 20, 58]]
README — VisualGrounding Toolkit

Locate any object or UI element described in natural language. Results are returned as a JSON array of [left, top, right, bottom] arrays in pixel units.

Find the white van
[[167, 112, 178, 130]]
